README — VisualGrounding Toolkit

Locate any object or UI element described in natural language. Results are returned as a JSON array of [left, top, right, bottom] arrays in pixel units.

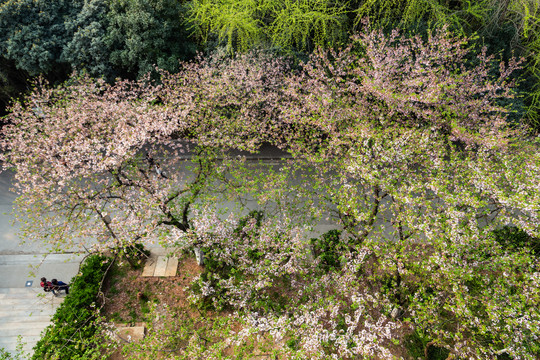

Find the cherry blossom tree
[[0, 51, 288, 254], [255, 26, 540, 358], [128, 28, 539, 359], [167, 27, 540, 360], [2, 27, 540, 359]]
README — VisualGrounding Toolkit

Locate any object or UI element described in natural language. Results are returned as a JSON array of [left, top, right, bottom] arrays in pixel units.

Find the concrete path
[[0, 253, 84, 356]]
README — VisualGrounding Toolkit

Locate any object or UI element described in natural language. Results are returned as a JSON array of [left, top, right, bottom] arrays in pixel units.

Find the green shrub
[[233, 210, 264, 235], [492, 226, 540, 256], [310, 229, 343, 271], [404, 329, 449, 360], [235, 210, 264, 262], [204, 210, 264, 276], [32, 254, 112, 360], [286, 336, 300, 350], [106, 0, 197, 78]]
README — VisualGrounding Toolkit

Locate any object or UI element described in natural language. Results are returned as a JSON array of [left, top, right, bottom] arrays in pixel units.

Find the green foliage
[[192, 211, 266, 311], [202, 210, 265, 275], [0, 349, 12, 360], [192, 246, 235, 311], [188, 0, 349, 53], [310, 229, 343, 271], [61, 0, 113, 79], [267, 0, 349, 51], [0, 338, 27, 360], [355, 0, 492, 34], [32, 254, 112, 360], [0, 0, 82, 76], [189, 0, 264, 51], [106, 0, 197, 78], [191, 271, 231, 311], [404, 328, 449, 360], [492, 225, 540, 256], [286, 336, 300, 350], [0, 0, 198, 115], [233, 210, 264, 237], [0, 0, 197, 79]]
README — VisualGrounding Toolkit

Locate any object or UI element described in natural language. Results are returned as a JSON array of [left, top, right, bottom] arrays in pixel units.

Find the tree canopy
[[1, 0, 539, 129], [2, 26, 540, 358], [0, 0, 198, 114]]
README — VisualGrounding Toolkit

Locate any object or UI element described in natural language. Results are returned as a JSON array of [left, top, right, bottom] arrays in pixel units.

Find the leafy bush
[[0, 0, 198, 116], [233, 210, 264, 237], [492, 226, 540, 256], [202, 210, 264, 275], [32, 254, 112, 360], [236, 210, 264, 262], [61, 0, 113, 79], [310, 229, 343, 271], [286, 336, 300, 350], [0, 0, 82, 76], [404, 329, 449, 360], [106, 0, 197, 78]]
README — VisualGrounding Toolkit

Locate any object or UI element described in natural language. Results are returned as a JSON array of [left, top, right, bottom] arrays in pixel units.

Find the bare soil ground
[[101, 256, 202, 325], [100, 255, 415, 360]]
